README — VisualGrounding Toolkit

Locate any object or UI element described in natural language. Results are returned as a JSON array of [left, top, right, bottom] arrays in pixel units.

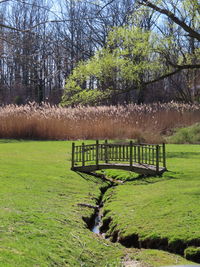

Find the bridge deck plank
[[73, 163, 166, 175]]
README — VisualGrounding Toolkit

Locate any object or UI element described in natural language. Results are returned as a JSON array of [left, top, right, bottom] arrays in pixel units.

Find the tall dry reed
[[0, 102, 200, 143]]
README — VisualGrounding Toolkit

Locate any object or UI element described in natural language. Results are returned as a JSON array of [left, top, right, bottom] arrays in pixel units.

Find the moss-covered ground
[[0, 140, 196, 266]]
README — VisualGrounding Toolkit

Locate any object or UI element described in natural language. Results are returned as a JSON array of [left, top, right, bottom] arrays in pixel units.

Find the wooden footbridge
[[71, 140, 167, 175]]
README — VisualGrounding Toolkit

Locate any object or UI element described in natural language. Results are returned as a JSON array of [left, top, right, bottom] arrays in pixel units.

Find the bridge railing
[[71, 140, 166, 172]]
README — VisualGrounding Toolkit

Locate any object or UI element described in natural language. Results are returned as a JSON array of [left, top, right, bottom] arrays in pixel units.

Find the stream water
[[91, 183, 112, 235], [92, 211, 102, 234]]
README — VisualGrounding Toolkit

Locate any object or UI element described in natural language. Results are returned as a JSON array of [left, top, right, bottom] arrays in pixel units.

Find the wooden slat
[[138, 145, 141, 164], [130, 141, 133, 167], [82, 143, 85, 166], [71, 142, 75, 169], [163, 143, 166, 168], [96, 140, 99, 168], [156, 145, 159, 173], [105, 140, 108, 163]]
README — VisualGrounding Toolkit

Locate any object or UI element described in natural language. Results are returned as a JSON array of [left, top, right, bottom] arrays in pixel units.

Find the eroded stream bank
[[81, 172, 200, 264], [83, 180, 115, 235]]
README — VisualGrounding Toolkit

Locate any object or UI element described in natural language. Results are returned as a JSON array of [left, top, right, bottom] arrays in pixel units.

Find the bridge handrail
[[71, 140, 166, 173]]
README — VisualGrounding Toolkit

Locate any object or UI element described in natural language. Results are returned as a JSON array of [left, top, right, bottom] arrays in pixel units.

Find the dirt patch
[[123, 260, 144, 267], [122, 255, 148, 267]]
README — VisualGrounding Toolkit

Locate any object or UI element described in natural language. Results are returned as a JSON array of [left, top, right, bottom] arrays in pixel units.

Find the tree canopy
[[61, 20, 200, 106]]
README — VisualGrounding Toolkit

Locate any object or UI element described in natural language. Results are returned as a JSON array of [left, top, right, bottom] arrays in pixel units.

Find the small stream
[[90, 178, 115, 235], [91, 186, 110, 235], [92, 207, 103, 234]]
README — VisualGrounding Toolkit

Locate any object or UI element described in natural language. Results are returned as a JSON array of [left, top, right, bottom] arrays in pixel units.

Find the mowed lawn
[[102, 145, 200, 259], [0, 140, 125, 266], [0, 140, 195, 266]]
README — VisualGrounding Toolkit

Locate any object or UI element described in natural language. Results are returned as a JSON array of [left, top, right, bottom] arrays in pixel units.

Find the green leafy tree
[[61, 26, 163, 106], [62, 10, 200, 107]]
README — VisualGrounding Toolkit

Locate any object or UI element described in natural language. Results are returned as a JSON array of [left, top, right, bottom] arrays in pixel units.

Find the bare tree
[[0, 0, 199, 104]]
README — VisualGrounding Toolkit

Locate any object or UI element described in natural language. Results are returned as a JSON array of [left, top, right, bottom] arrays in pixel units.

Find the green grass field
[[0, 140, 197, 266], [102, 144, 200, 262]]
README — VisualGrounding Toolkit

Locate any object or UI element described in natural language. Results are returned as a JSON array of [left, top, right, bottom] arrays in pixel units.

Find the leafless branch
[[138, 0, 200, 41]]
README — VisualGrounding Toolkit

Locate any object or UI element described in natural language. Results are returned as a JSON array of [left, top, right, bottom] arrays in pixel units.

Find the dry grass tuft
[[0, 102, 200, 143]]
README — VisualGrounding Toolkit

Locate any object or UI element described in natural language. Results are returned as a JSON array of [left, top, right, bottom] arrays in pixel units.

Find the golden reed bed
[[0, 102, 200, 143]]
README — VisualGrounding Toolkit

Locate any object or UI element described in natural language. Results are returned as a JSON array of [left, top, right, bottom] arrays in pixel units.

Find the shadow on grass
[[76, 171, 106, 185], [0, 139, 67, 144], [126, 171, 179, 185], [0, 139, 43, 144], [167, 152, 200, 159], [76, 169, 179, 187], [0, 139, 24, 143]]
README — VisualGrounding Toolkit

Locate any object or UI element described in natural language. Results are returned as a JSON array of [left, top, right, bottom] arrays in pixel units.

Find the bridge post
[[162, 143, 166, 168], [138, 145, 141, 164], [82, 142, 85, 166], [71, 142, 75, 170], [156, 145, 160, 174], [105, 140, 108, 163], [96, 140, 99, 169], [130, 141, 133, 168]]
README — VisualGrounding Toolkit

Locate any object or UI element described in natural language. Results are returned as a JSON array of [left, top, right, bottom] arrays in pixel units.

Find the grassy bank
[[102, 144, 200, 261], [0, 140, 194, 266]]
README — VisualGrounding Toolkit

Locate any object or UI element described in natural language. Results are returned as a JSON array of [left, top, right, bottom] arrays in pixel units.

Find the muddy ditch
[[80, 172, 200, 264]]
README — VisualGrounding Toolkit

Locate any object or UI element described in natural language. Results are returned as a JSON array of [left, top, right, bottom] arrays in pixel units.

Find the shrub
[[168, 123, 200, 144]]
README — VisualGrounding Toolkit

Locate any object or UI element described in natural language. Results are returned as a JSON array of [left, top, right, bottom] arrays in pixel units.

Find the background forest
[[0, 0, 199, 105]]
